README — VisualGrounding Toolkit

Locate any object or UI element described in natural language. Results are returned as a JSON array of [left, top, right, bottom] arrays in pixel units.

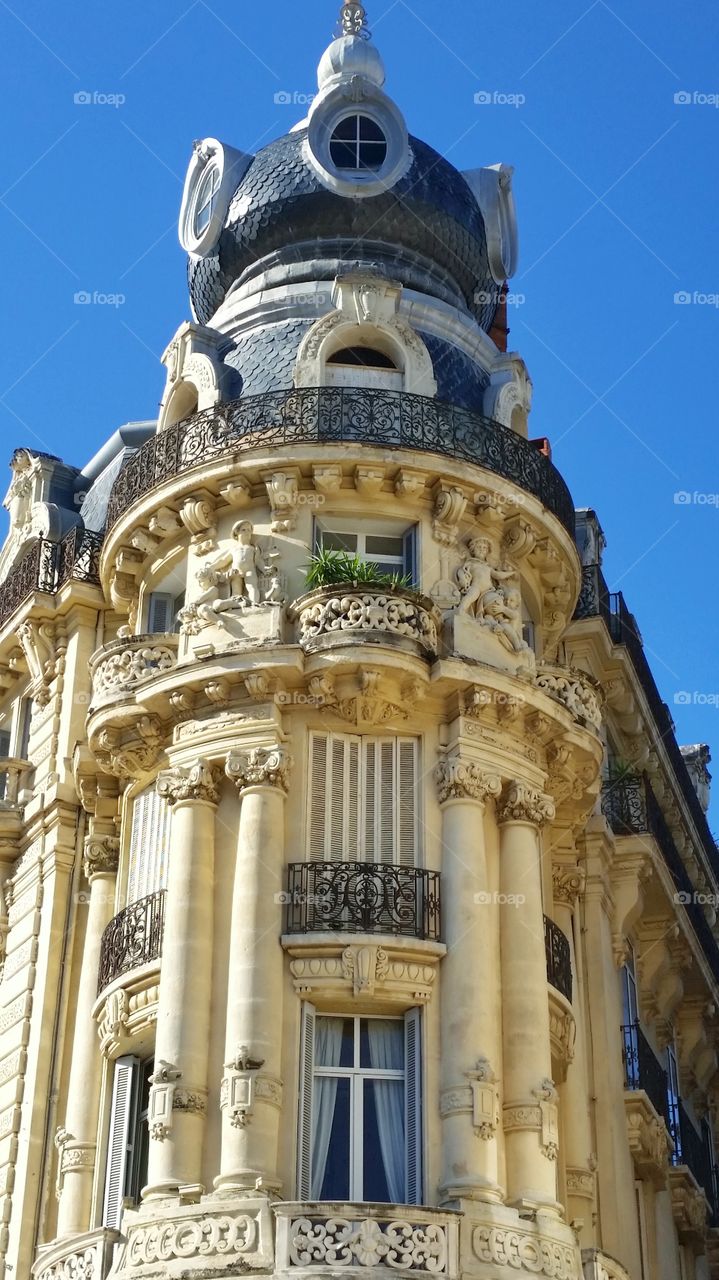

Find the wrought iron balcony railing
[[621, 1021, 670, 1126], [669, 1097, 715, 1197], [104, 387, 576, 536], [0, 527, 103, 633], [602, 775, 719, 977], [544, 915, 573, 1002], [285, 861, 441, 941], [97, 889, 166, 995]]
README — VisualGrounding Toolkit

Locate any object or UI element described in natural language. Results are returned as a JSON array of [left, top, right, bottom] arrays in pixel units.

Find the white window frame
[[145, 589, 185, 634], [314, 516, 418, 585], [297, 1005, 422, 1204], [307, 731, 419, 866]]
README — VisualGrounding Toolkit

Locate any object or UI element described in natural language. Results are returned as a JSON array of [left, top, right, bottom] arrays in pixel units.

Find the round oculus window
[[329, 114, 388, 172], [193, 163, 221, 237]]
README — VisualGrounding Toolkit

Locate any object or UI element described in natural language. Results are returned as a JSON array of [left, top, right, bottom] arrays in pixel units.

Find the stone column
[[215, 744, 291, 1193], [498, 781, 560, 1213], [56, 834, 119, 1237], [552, 860, 596, 1239], [435, 754, 503, 1203], [143, 761, 219, 1200]]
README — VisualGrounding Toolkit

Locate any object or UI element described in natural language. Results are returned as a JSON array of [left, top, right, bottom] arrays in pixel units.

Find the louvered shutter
[[127, 786, 172, 905], [404, 1008, 422, 1204], [296, 1002, 316, 1199], [308, 734, 329, 860], [402, 526, 418, 585], [147, 592, 173, 634], [0, 729, 10, 758], [102, 1055, 139, 1229], [397, 738, 418, 867], [308, 733, 360, 861]]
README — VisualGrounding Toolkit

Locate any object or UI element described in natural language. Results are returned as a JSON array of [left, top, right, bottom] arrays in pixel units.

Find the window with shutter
[[297, 1001, 316, 1200], [0, 728, 10, 802], [102, 1055, 140, 1229], [404, 1007, 422, 1203], [16, 697, 33, 761], [308, 732, 419, 866], [126, 786, 172, 905]]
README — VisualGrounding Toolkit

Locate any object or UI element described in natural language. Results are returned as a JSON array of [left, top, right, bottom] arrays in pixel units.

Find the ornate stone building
[[0, 7, 717, 1280]]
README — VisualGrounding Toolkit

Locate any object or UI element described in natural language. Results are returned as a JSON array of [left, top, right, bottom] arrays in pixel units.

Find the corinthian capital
[[498, 782, 555, 827], [156, 760, 220, 806], [83, 835, 119, 880], [434, 756, 502, 806], [225, 745, 292, 794]]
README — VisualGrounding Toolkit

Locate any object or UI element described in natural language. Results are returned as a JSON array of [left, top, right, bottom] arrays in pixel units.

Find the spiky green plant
[[304, 548, 412, 591]]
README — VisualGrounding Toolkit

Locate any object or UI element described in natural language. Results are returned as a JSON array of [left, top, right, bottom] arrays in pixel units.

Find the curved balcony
[[0, 527, 103, 633], [285, 862, 441, 942], [97, 890, 165, 995], [544, 914, 572, 1002], [90, 633, 179, 707], [273, 1203, 459, 1277], [104, 388, 576, 536], [291, 584, 439, 659]]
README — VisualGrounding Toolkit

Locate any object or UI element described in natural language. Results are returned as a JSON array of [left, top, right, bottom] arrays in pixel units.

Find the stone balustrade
[[291, 586, 439, 658], [90, 632, 179, 704], [274, 1204, 459, 1277], [31, 1229, 120, 1280], [0, 756, 32, 807]]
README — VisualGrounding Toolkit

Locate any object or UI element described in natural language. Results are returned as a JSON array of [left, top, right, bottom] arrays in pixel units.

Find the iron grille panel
[[285, 861, 441, 941]]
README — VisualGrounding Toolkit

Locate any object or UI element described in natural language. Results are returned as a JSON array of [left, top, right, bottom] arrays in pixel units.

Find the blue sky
[[0, 0, 717, 818]]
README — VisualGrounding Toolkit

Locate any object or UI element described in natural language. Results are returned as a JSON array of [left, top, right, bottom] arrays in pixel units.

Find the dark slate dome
[[189, 129, 499, 330]]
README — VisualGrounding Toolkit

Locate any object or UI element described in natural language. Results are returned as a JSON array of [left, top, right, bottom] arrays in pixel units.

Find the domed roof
[[188, 128, 499, 329]]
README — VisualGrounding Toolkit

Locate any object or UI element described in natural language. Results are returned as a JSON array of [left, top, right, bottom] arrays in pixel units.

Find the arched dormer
[[293, 273, 437, 396]]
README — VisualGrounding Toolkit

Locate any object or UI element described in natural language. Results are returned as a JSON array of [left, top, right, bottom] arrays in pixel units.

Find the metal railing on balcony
[[97, 889, 165, 995], [621, 1021, 670, 1126], [544, 915, 573, 1002], [602, 775, 719, 976], [0, 527, 103, 632], [285, 861, 441, 941], [104, 388, 576, 536], [669, 1098, 714, 1193]]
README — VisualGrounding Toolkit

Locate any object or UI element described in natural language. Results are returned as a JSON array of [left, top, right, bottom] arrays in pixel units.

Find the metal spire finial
[[336, 2, 371, 39]]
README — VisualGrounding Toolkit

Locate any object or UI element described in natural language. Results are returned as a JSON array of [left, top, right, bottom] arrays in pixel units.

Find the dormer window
[[328, 347, 397, 369], [329, 115, 388, 172]]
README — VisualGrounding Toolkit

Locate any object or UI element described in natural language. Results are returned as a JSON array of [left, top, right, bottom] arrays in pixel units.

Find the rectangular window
[[0, 727, 10, 803], [621, 945, 639, 1024], [145, 590, 185, 634], [16, 697, 33, 761], [102, 1056, 153, 1228], [126, 785, 172, 905], [297, 1006, 422, 1204], [315, 519, 417, 585], [308, 732, 418, 866]]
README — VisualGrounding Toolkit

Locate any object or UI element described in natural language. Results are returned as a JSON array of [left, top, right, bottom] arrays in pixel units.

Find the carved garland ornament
[[434, 758, 501, 806], [225, 745, 292, 794]]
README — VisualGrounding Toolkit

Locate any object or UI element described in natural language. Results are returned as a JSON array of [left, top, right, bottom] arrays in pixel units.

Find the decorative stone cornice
[[497, 782, 556, 827], [225, 745, 292, 794], [552, 861, 585, 908], [434, 756, 501, 806], [82, 834, 119, 881], [156, 760, 220, 806]]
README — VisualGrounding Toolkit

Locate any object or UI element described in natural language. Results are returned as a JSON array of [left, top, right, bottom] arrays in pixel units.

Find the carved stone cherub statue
[[181, 520, 283, 632], [456, 537, 529, 655]]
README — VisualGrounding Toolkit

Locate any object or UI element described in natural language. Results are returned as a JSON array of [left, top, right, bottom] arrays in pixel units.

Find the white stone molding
[[111, 1197, 272, 1276], [293, 273, 437, 397], [292, 586, 439, 657], [535, 665, 603, 730], [434, 756, 501, 806], [90, 635, 178, 703], [17, 620, 56, 706], [285, 937, 444, 1007], [225, 744, 292, 794], [276, 1208, 456, 1274], [473, 1223, 578, 1278], [341, 943, 390, 997], [31, 1229, 121, 1280]]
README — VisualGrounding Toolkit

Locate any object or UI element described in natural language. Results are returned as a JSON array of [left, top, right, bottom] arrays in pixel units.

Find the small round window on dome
[[328, 347, 397, 369], [329, 115, 388, 172], [193, 164, 221, 236]]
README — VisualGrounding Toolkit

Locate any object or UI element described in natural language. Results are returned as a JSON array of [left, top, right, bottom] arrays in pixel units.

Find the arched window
[[327, 347, 398, 369], [162, 381, 199, 430]]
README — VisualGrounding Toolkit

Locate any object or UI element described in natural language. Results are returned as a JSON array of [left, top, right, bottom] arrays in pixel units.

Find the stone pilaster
[[497, 781, 560, 1213], [435, 754, 503, 1203], [215, 745, 291, 1193], [56, 834, 119, 1237], [143, 761, 219, 1200]]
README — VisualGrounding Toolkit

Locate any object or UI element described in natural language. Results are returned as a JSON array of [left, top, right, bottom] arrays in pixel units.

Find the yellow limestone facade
[[0, 8, 718, 1280]]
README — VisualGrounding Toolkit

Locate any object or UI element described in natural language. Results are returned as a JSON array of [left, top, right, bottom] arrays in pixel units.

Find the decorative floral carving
[[172, 1089, 207, 1115], [225, 745, 292, 794], [473, 1225, 578, 1278], [295, 588, 438, 655], [17, 619, 56, 706], [535, 665, 603, 729], [125, 1211, 258, 1265], [434, 757, 502, 806], [288, 1216, 449, 1272], [156, 760, 220, 806], [92, 638, 177, 699], [82, 835, 119, 880], [498, 782, 555, 827]]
